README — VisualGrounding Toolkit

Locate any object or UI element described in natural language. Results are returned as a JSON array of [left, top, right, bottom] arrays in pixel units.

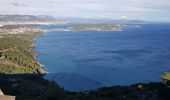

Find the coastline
[[32, 29, 47, 74]]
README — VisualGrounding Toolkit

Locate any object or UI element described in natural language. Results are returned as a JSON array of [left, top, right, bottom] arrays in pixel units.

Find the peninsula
[[69, 24, 123, 32], [0, 25, 46, 74]]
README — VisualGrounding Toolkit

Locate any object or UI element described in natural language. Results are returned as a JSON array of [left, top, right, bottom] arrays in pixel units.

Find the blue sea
[[34, 23, 170, 91]]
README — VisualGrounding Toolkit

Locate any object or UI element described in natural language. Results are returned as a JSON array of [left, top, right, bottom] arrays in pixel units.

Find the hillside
[[0, 25, 46, 74], [0, 15, 55, 22], [0, 74, 170, 100]]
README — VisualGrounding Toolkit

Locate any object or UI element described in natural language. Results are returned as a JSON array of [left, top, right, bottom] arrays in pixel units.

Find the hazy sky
[[0, 0, 170, 21]]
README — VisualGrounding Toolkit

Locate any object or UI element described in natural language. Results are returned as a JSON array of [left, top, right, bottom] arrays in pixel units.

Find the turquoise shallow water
[[34, 23, 170, 91]]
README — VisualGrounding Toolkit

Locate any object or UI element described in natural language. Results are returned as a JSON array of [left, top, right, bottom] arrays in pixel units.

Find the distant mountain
[[115, 19, 146, 24], [0, 15, 56, 22], [55, 17, 146, 24], [0, 15, 146, 25]]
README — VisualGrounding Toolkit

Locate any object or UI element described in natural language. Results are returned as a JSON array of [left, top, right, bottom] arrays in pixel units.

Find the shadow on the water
[[44, 72, 103, 91]]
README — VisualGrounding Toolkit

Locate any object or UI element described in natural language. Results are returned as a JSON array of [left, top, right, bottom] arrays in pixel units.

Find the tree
[[162, 72, 170, 87], [40, 81, 66, 100]]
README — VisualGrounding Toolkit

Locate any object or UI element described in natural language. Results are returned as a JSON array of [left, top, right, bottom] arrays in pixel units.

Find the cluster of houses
[[0, 26, 41, 34], [0, 89, 15, 100]]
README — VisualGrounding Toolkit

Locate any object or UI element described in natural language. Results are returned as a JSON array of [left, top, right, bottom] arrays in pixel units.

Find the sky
[[0, 0, 170, 21]]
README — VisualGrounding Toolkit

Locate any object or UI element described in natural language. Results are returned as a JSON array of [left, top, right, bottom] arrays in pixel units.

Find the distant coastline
[[42, 24, 141, 32]]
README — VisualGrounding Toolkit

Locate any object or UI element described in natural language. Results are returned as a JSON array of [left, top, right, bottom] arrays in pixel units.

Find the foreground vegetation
[[0, 73, 170, 100]]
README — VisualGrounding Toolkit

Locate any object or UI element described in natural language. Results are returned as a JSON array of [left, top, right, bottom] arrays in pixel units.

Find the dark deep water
[[34, 23, 170, 91]]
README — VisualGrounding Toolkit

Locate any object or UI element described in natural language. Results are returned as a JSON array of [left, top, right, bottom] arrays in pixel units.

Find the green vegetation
[[162, 72, 170, 81], [162, 72, 170, 87], [0, 25, 45, 74], [0, 75, 66, 100], [0, 74, 170, 100], [70, 25, 123, 31]]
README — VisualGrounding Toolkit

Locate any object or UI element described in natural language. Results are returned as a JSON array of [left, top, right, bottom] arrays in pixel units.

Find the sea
[[34, 23, 170, 91]]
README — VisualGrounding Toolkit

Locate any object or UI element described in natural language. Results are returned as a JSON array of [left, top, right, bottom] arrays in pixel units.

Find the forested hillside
[[0, 25, 46, 74]]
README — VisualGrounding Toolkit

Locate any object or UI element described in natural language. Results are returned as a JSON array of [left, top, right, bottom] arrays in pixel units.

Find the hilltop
[[0, 15, 69, 25], [0, 15, 55, 22]]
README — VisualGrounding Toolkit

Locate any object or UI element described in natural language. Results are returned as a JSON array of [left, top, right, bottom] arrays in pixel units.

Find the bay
[[34, 23, 170, 91]]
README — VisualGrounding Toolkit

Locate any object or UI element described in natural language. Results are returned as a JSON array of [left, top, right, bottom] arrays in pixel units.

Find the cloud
[[160, 18, 169, 20], [11, 2, 30, 7], [121, 16, 128, 19], [11, 2, 19, 6]]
